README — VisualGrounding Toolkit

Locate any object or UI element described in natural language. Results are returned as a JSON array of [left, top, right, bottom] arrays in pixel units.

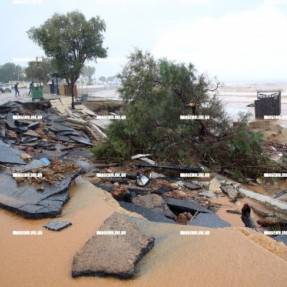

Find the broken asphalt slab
[[273, 235, 287, 246], [132, 194, 175, 219], [0, 140, 25, 165], [72, 212, 155, 279], [44, 220, 72, 231], [119, 201, 176, 224], [163, 197, 211, 214], [188, 213, 231, 228], [0, 168, 85, 218]]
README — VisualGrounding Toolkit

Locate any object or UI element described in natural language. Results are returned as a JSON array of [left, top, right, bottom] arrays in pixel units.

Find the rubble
[[220, 184, 238, 199], [44, 220, 72, 231], [72, 212, 155, 279]]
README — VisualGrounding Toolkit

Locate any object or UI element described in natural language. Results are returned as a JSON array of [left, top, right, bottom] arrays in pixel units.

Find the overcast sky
[[1, 0, 287, 82]]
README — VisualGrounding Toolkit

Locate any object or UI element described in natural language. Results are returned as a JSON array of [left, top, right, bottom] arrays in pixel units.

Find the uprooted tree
[[28, 11, 107, 109], [94, 49, 287, 179]]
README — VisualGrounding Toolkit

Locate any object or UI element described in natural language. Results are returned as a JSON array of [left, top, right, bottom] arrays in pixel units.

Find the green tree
[[28, 11, 108, 108], [107, 76, 115, 82], [0, 63, 25, 83], [99, 76, 106, 82], [94, 49, 281, 179], [81, 65, 96, 85], [25, 58, 53, 84]]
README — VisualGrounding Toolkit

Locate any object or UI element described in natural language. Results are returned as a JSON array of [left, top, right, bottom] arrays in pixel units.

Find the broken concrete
[[208, 178, 222, 194], [44, 220, 72, 231], [72, 212, 155, 279]]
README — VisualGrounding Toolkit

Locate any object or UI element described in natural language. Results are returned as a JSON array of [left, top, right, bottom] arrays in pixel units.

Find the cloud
[[152, 2, 287, 81]]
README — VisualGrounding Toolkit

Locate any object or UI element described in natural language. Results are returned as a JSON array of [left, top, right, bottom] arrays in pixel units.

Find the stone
[[221, 184, 238, 199], [119, 201, 176, 224], [132, 194, 175, 219], [112, 186, 131, 201], [72, 212, 155, 279], [163, 197, 211, 214], [208, 178, 222, 193], [44, 220, 72, 231], [184, 182, 201, 190], [188, 213, 231, 228]]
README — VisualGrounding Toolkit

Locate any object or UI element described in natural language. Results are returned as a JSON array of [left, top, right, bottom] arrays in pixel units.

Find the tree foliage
[[28, 10, 107, 107], [0, 63, 25, 83], [94, 49, 283, 179], [25, 58, 53, 84]]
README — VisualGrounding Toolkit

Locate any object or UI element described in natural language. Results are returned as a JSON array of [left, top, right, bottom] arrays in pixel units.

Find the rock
[[72, 212, 155, 279], [44, 220, 72, 231], [174, 212, 192, 225], [24, 130, 41, 138], [53, 135, 73, 143], [208, 178, 222, 193], [132, 194, 175, 219], [184, 182, 201, 190], [112, 186, 131, 201], [221, 184, 238, 199], [119, 201, 176, 224], [163, 197, 211, 214], [188, 213, 231, 228]]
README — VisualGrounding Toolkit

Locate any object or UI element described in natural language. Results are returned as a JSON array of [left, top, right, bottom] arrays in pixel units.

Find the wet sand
[[1, 177, 287, 287]]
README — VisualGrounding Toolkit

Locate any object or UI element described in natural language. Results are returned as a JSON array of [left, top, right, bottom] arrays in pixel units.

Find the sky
[[1, 0, 287, 83]]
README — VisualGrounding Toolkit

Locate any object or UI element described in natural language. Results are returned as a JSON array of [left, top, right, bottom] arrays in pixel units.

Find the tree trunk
[[71, 80, 75, 109]]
